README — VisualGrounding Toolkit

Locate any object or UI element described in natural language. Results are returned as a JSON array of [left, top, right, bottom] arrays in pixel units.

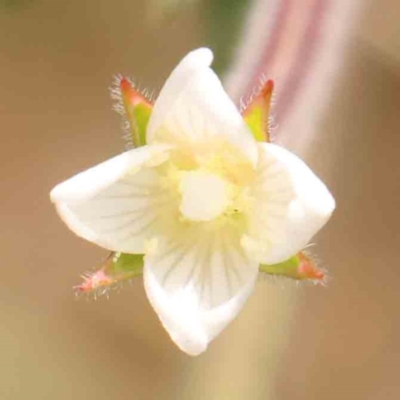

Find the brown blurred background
[[1, 1, 400, 399]]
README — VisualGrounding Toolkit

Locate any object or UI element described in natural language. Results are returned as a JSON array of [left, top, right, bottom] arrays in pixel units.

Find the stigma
[[179, 170, 232, 222]]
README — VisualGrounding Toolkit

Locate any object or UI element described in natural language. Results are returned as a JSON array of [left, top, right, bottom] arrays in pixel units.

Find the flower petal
[[146, 48, 258, 166], [143, 227, 258, 355], [244, 143, 335, 264], [50, 144, 176, 253]]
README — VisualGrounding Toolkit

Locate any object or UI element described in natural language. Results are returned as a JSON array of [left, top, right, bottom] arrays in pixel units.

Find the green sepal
[[260, 254, 301, 278], [242, 79, 274, 142], [109, 252, 144, 279], [131, 103, 151, 146], [76, 250, 325, 295], [244, 106, 267, 142], [119, 77, 152, 147], [260, 252, 326, 282], [76, 252, 144, 294]]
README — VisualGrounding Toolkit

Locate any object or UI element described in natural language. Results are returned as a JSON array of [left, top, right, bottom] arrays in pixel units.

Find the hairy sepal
[[259, 252, 327, 284], [242, 79, 274, 142], [76, 250, 325, 295], [76, 252, 144, 295], [112, 77, 153, 147]]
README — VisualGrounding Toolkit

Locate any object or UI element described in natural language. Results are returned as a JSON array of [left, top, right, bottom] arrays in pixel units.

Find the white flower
[[50, 48, 335, 355]]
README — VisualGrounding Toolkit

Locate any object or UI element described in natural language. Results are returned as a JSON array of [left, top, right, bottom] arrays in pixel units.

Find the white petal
[[50, 144, 176, 253], [143, 228, 258, 355], [245, 143, 335, 264], [147, 48, 258, 166]]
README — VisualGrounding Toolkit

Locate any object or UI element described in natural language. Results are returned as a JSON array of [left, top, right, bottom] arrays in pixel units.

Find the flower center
[[179, 170, 231, 222]]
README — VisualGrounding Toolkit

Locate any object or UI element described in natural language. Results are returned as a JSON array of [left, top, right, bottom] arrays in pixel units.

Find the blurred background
[[1, 0, 400, 399]]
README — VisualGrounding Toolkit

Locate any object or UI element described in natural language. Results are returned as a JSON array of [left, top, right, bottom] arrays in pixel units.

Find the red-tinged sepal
[[259, 251, 327, 285], [111, 76, 153, 147], [75, 252, 144, 296], [242, 79, 274, 142], [297, 252, 327, 283]]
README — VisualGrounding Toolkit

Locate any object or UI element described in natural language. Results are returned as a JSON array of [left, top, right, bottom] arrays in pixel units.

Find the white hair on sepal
[[257, 247, 330, 288], [267, 83, 278, 143], [110, 75, 134, 149], [304, 248, 331, 287], [109, 75, 156, 150], [268, 116, 278, 142], [149, 89, 157, 103], [238, 73, 278, 143], [134, 82, 157, 103], [110, 74, 127, 115], [72, 268, 137, 301], [141, 87, 151, 99], [300, 247, 331, 287], [109, 74, 133, 149]]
